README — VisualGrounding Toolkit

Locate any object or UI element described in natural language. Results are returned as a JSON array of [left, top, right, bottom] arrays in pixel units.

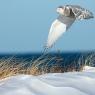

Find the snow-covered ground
[[0, 66, 95, 95]]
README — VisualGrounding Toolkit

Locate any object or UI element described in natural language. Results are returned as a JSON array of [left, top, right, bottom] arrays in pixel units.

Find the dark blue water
[[0, 52, 84, 61], [0, 52, 94, 66]]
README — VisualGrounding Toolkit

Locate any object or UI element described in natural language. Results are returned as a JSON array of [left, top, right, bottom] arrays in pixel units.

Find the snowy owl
[[45, 5, 94, 50]]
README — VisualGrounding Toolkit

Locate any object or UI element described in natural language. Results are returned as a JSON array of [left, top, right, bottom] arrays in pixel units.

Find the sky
[[0, 0, 95, 53]]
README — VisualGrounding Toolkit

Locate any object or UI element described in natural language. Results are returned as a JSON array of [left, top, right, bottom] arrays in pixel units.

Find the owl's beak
[[56, 8, 61, 13]]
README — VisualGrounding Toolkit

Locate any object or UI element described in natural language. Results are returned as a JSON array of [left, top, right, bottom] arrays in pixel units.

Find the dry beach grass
[[0, 53, 95, 79]]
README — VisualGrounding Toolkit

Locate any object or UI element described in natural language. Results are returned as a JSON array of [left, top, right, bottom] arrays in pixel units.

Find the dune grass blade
[[0, 53, 95, 79]]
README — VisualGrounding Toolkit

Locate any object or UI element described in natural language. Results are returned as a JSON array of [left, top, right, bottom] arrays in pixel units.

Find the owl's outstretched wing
[[66, 5, 94, 20], [44, 15, 75, 51], [45, 19, 66, 49]]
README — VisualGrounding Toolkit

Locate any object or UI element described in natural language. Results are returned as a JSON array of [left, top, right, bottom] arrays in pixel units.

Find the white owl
[[45, 5, 94, 51]]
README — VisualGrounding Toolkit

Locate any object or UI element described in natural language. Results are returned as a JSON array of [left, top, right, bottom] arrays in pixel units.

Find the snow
[[0, 66, 95, 95], [83, 66, 95, 72]]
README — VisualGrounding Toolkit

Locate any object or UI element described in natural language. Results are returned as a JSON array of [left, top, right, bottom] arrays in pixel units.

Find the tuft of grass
[[0, 53, 95, 79]]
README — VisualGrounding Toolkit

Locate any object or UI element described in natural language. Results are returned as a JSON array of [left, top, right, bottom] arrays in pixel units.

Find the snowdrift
[[0, 66, 95, 95]]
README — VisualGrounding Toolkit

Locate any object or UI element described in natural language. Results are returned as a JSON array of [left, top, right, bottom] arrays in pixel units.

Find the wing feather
[[66, 5, 94, 20], [45, 19, 66, 49]]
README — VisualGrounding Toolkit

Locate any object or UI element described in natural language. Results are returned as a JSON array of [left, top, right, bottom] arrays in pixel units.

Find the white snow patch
[[0, 66, 95, 95], [83, 66, 95, 72]]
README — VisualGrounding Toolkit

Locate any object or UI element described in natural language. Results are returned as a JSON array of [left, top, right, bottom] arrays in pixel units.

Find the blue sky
[[0, 0, 95, 53]]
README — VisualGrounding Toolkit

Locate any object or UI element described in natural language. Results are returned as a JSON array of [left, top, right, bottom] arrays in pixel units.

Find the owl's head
[[57, 6, 70, 17]]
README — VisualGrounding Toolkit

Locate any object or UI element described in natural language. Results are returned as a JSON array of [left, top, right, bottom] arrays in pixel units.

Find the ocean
[[0, 52, 95, 66]]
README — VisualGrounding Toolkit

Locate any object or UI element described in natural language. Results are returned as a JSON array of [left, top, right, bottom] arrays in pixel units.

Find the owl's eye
[[58, 6, 63, 9]]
